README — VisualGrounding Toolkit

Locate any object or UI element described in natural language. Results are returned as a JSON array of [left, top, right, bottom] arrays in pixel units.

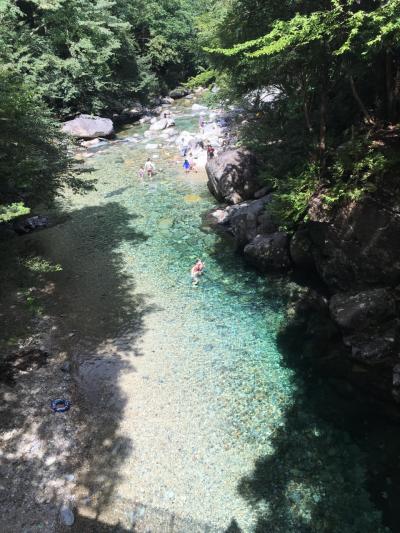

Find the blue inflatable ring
[[51, 399, 71, 413]]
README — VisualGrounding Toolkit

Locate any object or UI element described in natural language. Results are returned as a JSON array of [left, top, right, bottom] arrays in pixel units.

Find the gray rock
[[149, 118, 175, 131], [61, 362, 71, 373], [290, 226, 315, 270], [60, 504, 75, 526], [343, 328, 397, 361], [120, 103, 144, 121], [219, 196, 273, 249], [62, 114, 114, 139], [393, 364, 400, 387], [244, 232, 291, 271], [254, 186, 271, 199], [306, 195, 400, 291], [206, 149, 260, 204], [14, 215, 48, 234], [161, 96, 174, 105], [169, 87, 190, 99], [329, 288, 396, 330]]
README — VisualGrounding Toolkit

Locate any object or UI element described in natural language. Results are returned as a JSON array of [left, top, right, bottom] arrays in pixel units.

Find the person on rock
[[191, 259, 205, 286], [144, 158, 155, 177], [207, 144, 215, 159], [199, 115, 206, 133]]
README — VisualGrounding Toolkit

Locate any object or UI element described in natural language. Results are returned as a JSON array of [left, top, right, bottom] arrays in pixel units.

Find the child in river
[[144, 158, 155, 177], [138, 167, 144, 179], [191, 259, 205, 286], [183, 159, 190, 173]]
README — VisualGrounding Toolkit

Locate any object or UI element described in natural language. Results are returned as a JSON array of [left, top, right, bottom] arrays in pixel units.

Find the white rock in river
[[62, 114, 114, 139], [145, 143, 159, 150], [150, 118, 175, 131], [192, 103, 208, 112]]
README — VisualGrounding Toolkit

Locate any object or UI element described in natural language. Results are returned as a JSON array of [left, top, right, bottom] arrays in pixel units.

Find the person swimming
[[191, 259, 205, 285]]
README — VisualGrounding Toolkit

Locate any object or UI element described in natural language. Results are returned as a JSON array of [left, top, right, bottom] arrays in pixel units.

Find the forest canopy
[[0, 0, 207, 219], [200, 0, 400, 226]]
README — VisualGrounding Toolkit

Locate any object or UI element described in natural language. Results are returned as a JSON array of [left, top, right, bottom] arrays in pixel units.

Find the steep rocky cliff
[[207, 150, 400, 407]]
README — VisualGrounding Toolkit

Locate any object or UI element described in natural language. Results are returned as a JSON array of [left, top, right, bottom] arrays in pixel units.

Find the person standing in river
[[191, 259, 205, 286], [144, 158, 155, 177]]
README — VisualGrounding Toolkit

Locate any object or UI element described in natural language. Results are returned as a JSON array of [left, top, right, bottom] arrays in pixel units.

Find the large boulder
[[62, 114, 114, 139], [244, 232, 291, 272], [329, 288, 396, 330], [305, 195, 400, 291], [222, 196, 274, 249], [206, 149, 260, 204], [342, 322, 399, 362], [290, 226, 315, 270], [149, 118, 175, 131], [329, 288, 399, 364]]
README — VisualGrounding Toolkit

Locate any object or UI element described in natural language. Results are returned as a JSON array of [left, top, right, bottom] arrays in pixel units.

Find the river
[[21, 101, 389, 531]]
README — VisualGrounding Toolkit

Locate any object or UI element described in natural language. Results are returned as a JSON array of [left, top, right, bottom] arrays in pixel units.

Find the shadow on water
[[199, 234, 399, 532], [221, 281, 400, 532], [0, 201, 159, 530]]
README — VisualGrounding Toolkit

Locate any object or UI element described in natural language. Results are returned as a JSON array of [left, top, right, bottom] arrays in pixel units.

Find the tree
[[203, 0, 400, 225], [0, 69, 88, 221]]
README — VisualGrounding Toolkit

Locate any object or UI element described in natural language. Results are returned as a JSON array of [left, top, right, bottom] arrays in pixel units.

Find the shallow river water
[[37, 104, 389, 532]]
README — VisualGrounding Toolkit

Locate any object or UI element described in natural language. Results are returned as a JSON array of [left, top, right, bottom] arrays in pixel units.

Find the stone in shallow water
[[59, 504, 74, 526], [184, 194, 201, 203], [158, 218, 174, 228]]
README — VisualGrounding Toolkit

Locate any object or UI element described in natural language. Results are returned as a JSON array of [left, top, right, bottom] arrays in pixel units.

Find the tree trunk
[[304, 100, 313, 134], [386, 48, 394, 122], [393, 58, 400, 123], [319, 90, 327, 164], [349, 75, 373, 125]]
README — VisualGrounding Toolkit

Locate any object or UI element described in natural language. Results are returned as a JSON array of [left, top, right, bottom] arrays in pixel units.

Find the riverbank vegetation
[[3, 0, 400, 228], [0, 0, 208, 221], [200, 0, 400, 228]]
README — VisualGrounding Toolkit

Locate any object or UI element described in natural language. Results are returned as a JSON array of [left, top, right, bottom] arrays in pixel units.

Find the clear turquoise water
[[47, 108, 387, 532]]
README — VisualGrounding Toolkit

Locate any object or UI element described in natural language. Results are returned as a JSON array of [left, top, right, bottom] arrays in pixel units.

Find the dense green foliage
[[201, 0, 400, 227], [0, 0, 206, 220], [0, 0, 205, 116], [0, 69, 91, 221]]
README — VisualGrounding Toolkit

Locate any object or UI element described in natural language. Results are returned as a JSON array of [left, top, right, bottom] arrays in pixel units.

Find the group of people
[[135, 113, 212, 287]]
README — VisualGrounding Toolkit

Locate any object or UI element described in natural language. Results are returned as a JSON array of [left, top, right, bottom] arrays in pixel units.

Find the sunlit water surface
[[41, 106, 386, 532]]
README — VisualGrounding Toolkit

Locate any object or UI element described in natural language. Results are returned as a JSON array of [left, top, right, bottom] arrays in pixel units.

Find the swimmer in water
[[191, 259, 205, 286]]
